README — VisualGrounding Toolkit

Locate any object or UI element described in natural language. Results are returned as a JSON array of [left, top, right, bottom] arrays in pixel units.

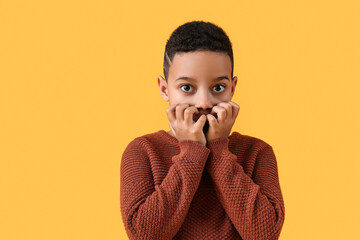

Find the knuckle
[[188, 106, 196, 112]]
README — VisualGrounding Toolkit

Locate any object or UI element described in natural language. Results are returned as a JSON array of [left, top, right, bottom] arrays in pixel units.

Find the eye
[[180, 84, 193, 92], [213, 84, 225, 93]]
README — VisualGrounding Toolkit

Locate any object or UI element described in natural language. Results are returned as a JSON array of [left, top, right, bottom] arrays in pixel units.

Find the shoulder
[[227, 132, 278, 172], [121, 130, 179, 173], [123, 130, 175, 155], [121, 131, 162, 166], [229, 131, 273, 155], [121, 132, 168, 182]]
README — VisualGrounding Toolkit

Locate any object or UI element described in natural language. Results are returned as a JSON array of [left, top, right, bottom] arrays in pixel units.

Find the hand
[[167, 103, 207, 146], [206, 101, 240, 143]]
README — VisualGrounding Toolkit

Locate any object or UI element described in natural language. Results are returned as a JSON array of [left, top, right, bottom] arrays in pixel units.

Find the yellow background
[[0, 0, 359, 239]]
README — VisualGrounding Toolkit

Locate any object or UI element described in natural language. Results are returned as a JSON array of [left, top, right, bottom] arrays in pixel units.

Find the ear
[[157, 75, 169, 102], [231, 76, 238, 97]]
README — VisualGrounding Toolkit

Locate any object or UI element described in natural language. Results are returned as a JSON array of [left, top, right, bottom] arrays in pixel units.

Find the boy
[[120, 21, 285, 240]]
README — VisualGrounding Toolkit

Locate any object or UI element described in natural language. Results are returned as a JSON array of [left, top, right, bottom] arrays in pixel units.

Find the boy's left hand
[[206, 101, 240, 143]]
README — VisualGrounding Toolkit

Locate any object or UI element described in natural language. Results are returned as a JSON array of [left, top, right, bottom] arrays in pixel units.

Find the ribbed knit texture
[[120, 130, 285, 240]]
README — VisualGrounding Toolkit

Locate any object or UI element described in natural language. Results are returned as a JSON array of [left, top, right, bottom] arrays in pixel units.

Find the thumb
[[169, 123, 176, 136]]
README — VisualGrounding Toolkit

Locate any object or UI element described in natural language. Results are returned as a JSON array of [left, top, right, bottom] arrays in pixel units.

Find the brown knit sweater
[[120, 130, 285, 240]]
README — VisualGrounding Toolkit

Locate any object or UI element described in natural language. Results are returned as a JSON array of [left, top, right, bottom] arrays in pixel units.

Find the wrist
[[174, 140, 210, 166], [207, 137, 231, 158]]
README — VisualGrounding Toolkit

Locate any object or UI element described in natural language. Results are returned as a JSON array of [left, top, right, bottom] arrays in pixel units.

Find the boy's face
[[158, 50, 237, 121]]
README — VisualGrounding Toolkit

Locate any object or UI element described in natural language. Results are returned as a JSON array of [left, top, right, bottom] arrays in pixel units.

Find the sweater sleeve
[[120, 138, 210, 240], [205, 137, 285, 240]]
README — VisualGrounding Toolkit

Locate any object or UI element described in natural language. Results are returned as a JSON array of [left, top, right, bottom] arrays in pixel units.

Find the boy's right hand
[[166, 104, 207, 146]]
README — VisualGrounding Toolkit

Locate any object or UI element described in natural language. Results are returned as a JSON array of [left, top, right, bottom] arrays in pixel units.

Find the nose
[[194, 90, 213, 110]]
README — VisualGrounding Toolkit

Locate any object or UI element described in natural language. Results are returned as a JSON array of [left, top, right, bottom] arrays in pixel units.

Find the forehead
[[168, 51, 232, 80]]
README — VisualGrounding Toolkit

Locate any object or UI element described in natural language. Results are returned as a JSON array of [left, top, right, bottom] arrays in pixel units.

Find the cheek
[[213, 92, 232, 104], [169, 93, 192, 106], [170, 90, 196, 104], [168, 89, 181, 105]]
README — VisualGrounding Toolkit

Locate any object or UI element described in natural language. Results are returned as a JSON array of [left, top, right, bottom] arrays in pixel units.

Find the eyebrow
[[175, 76, 230, 81]]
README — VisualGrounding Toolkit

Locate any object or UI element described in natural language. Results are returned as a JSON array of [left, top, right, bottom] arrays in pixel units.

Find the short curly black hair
[[163, 21, 234, 81]]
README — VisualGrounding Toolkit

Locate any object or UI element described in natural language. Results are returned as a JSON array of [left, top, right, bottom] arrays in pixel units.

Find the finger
[[175, 103, 189, 122], [184, 106, 198, 124], [217, 102, 232, 119], [211, 105, 226, 121], [228, 101, 240, 118], [166, 105, 176, 123], [193, 114, 207, 130], [206, 114, 218, 128]]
